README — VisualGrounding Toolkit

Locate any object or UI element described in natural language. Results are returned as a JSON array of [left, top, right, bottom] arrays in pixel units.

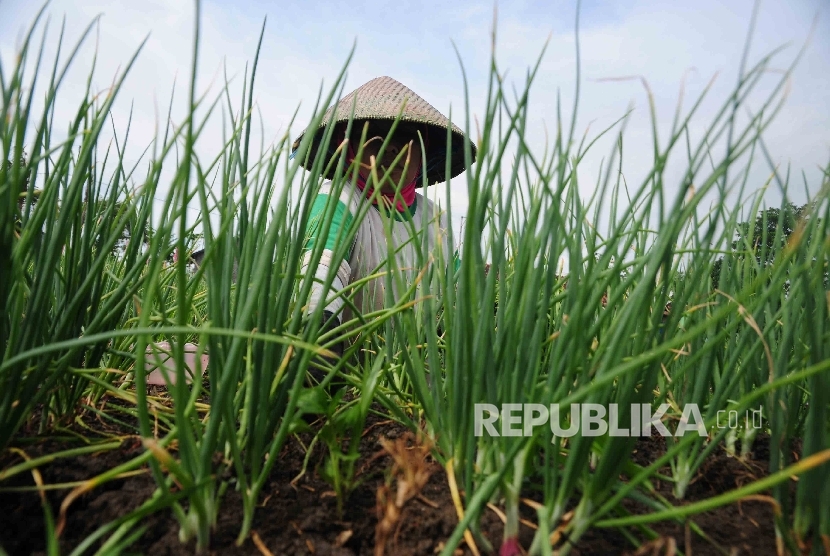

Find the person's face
[[349, 121, 423, 193]]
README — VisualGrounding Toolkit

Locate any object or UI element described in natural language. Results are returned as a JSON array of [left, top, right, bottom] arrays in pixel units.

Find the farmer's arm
[[301, 183, 358, 324]]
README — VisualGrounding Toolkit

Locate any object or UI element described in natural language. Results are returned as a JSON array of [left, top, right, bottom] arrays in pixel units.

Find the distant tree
[[711, 202, 820, 291], [4, 152, 30, 215]]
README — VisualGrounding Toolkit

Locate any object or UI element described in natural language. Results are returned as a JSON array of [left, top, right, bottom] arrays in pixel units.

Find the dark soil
[[0, 403, 788, 556]]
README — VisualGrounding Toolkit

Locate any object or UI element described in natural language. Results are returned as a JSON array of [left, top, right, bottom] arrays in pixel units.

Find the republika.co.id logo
[[473, 403, 764, 438]]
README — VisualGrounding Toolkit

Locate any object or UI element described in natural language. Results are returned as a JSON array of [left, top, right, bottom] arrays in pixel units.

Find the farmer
[[291, 76, 476, 363]]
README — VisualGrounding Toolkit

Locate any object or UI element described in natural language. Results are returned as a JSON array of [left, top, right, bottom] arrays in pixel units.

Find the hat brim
[[293, 117, 475, 186]]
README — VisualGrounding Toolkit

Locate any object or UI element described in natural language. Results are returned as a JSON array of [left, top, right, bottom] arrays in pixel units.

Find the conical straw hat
[[291, 76, 477, 186]]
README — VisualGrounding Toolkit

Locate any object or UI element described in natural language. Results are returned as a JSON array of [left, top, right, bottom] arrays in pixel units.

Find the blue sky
[[1, 0, 828, 236]]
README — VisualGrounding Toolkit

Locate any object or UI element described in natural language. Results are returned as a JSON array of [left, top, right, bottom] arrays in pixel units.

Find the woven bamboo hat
[[291, 76, 477, 186]]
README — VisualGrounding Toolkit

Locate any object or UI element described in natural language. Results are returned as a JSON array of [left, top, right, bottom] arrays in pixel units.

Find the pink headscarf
[[344, 125, 427, 212]]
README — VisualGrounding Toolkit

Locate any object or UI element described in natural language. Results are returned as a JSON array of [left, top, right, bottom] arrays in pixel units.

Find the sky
[[1, 0, 829, 241]]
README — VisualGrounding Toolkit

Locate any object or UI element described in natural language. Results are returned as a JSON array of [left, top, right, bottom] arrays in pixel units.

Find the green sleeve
[[305, 194, 355, 254]]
